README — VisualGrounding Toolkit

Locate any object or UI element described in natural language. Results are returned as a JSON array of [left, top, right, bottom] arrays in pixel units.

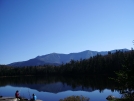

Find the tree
[[111, 41, 134, 101]]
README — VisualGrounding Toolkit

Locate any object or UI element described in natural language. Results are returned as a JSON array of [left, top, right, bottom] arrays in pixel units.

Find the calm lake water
[[0, 76, 121, 101]]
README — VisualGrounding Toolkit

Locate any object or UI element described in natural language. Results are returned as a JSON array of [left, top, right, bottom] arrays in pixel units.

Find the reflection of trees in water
[[0, 75, 119, 92]]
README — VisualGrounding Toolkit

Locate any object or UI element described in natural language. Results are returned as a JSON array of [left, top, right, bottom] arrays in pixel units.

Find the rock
[[106, 95, 116, 100]]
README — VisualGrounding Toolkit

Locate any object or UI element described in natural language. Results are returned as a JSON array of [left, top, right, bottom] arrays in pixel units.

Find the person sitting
[[31, 94, 37, 101], [15, 90, 22, 100]]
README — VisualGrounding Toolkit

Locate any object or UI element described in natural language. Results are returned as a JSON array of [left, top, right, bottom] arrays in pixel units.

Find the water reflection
[[0, 75, 121, 101]]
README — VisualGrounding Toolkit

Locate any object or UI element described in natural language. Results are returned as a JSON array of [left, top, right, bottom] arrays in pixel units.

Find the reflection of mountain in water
[[0, 75, 118, 93], [11, 82, 95, 93]]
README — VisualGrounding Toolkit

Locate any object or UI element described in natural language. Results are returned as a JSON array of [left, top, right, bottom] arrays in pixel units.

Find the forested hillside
[[0, 50, 134, 76]]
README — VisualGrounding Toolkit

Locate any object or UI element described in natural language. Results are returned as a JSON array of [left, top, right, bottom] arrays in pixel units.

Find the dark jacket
[[15, 91, 19, 98]]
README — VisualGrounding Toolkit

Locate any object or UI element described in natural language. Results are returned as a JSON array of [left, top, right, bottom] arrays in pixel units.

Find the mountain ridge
[[8, 48, 129, 67]]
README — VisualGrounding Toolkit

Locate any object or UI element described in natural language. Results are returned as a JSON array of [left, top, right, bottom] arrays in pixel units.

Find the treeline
[[0, 50, 134, 76]]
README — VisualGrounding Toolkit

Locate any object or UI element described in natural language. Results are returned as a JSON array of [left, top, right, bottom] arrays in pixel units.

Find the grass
[[59, 95, 89, 101]]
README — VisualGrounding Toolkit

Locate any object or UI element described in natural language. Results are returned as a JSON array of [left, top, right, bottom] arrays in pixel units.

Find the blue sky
[[0, 0, 134, 64]]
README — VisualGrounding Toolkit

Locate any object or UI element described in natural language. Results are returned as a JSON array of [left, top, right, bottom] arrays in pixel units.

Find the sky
[[0, 0, 134, 64]]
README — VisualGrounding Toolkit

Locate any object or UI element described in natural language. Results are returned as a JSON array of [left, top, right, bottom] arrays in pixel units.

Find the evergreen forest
[[0, 50, 134, 77]]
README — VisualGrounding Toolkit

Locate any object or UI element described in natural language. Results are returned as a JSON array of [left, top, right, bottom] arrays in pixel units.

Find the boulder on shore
[[106, 95, 116, 100]]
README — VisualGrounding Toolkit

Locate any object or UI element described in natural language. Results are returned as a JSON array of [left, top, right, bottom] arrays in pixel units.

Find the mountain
[[8, 49, 129, 67]]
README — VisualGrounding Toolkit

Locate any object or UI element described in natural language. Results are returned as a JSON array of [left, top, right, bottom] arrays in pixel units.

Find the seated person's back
[[31, 94, 37, 101]]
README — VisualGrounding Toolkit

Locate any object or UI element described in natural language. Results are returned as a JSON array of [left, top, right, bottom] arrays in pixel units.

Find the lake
[[0, 75, 121, 101]]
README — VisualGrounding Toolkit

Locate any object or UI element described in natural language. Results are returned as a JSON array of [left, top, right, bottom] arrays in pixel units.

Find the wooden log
[[0, 97, 42, 101], [0, 97, 17, 101]]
